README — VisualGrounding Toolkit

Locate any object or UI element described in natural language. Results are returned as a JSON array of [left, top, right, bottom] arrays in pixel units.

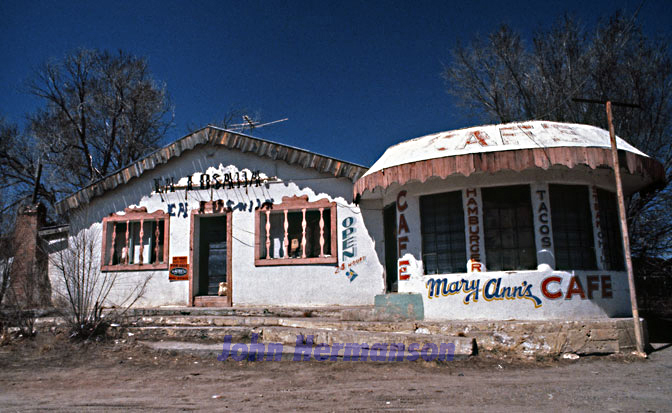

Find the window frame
[[419, 190, 467, 275], [254, 195, 337, 266], [596, 188, 625, 271], [101, 207, 170, 272], [549, 184, 597, 270], [482, 184, 537, 271]]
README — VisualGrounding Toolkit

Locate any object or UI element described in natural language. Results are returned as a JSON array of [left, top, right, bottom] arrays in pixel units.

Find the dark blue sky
[[1, 0, 670, 167]]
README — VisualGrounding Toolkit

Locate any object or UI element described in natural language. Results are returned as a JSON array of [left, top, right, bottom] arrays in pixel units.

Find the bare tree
[[443, 11, 672, 258], [26, 48, 173, 191], [51, 228, 152, 340], [0, 119, 51, 224]]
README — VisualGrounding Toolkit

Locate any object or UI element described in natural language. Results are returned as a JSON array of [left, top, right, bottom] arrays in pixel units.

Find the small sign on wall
[[169, 256, 189, 281]]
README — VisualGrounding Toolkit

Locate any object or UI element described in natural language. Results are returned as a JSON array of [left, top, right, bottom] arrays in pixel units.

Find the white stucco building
[[354, 120, 664, 320], [52, 126, 385, 308]]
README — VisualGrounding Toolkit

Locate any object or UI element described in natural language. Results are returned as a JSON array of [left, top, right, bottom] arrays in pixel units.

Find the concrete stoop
[[35, 306, 644, 358], [430, 318, 645, 356]]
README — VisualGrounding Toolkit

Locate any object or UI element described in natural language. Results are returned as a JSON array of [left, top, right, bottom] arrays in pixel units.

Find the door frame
[[189, 202, 233, 307], [383, 203, 398, 293]]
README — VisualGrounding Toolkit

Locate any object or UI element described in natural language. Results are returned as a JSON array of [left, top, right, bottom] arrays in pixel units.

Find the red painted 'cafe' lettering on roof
[[354, 121, 664, 197]]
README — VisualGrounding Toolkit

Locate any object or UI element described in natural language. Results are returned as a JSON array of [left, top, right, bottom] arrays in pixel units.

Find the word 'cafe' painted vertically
[[397, 190, 411, 281]]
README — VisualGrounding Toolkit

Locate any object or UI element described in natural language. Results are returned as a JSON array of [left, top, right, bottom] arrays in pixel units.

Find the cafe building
[[354, 120, 664, 320]]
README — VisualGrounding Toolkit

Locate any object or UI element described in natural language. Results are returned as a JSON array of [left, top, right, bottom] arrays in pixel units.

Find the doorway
[[383, 203, 397, 292], [190, 207, 232, 307], [199, 215, 228, 296]]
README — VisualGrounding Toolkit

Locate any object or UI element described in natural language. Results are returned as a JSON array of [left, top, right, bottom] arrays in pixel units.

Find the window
[[597, 188, 625, 271], [420, 191, 467, 274], [550, 184, 596, 270], [482, 185, 536, 271], [255, 195, 337, 265], [101, 207, 169, 271]]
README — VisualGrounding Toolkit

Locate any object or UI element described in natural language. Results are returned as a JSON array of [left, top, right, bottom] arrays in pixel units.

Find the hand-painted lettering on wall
[[465, 188, 483, 272], [535, 189, 552, 248], [342, 217, 356, 260], [398, 259, 410, 281], [397, 190, 409, 257], [335, 256, 367, 274], [541, 275, 613, 300], [425, 277, 543, 308], [154, 170, 263, 193], [168, 202, 189, 218]]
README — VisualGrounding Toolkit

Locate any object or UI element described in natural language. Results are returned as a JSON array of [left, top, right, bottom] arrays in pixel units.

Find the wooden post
[[301, 208, 307, 258], [154, 219, 161, 263], [319, 207, 325, 257], [572, 97, 646, 356], [283, 210, 289, 258], [265, 209, 271, 258], [109, 223, 116, 266], [605, 101, 646, 355], [138, 219, 144, 264]]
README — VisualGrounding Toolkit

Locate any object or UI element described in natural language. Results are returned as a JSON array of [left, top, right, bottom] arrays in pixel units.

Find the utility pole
[[572, 97, 646, 356]]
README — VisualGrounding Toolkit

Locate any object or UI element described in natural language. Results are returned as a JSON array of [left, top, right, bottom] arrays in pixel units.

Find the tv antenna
[[228, 116, 288, 132]]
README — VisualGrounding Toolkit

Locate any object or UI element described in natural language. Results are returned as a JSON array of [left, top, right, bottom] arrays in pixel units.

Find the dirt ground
[[0, 333, 670, 412]]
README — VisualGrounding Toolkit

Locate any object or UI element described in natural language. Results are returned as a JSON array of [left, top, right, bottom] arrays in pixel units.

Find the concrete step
[[127, 314, 421, 332], [124, 326, 255, 342], [259, 326, 475, 357], [123, 325, 475, 358], [122, 305, 373, 320], [138, 339, 472, 361]]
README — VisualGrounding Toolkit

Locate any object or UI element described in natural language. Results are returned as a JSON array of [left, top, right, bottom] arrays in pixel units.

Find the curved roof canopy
[[354, 120, 664, 197]]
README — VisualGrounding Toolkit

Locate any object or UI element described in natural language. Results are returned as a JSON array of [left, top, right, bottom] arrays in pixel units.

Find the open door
[[199, 215, 228, 296], [383, 203, 397, 292], [190, 206, 232, 307]]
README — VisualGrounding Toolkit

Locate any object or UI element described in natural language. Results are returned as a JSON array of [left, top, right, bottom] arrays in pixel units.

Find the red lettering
[[398, 236, 408, 255], [471, 262, 482, 272], [465, 188, 477, 197], [586, 275, 600, 299], [465, 130, 490, 146], [398, 213, 409, 235], [469, 215, 478, 225], [541, 276, 562, 299], [396, 190, 407, 211], [398, 260, 410, 280], [565, 276, 586, 300], [601, 276, 613, 299]]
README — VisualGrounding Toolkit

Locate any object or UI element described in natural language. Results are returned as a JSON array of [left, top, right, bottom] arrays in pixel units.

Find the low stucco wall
[[399, 269, 631, 321]]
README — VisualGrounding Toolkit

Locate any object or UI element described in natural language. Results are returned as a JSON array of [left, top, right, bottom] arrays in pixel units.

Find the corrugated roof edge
[[54, 126, 369, 215]]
